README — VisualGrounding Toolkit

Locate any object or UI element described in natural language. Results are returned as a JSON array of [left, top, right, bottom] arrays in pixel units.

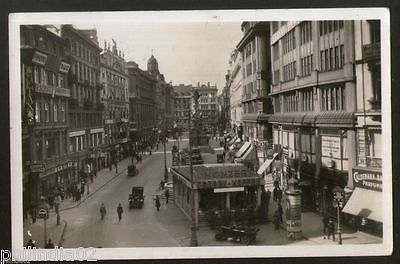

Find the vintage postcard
[[8, 8, 391, 260]]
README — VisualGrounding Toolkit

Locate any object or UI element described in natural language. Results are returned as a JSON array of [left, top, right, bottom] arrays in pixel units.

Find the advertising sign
[[321, 136, 341, 158], [353, 168, 382, 192]]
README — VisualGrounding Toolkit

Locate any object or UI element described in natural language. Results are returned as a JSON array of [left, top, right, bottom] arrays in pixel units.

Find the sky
[[77, 22, 243, 93]]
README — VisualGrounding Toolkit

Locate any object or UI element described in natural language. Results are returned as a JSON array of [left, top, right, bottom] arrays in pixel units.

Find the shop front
[[342, 168, 382, 237], [170, 164, 264, 225]]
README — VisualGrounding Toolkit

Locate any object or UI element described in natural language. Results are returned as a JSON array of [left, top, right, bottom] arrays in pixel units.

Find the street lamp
[[188, 106, 198, 247], [163, 123, 168, 182], [332, 186, 345, 245]]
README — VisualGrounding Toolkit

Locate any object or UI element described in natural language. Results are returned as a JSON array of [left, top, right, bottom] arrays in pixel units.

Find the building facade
[[20, 25, 72, 216], [99, 40, 129, 163], [126, 61, 157, 150], [227, 49, 243, 139], [236, 22, 273, 146], [269, 20, 359, 213], [61, 25, 105, 184], [342, 20, 382, 236], [193, 82, 218, 132], [173, 84, 193, 130]]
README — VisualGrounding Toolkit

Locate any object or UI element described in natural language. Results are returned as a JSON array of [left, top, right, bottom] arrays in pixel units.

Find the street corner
[[23, 216, 67, 248]]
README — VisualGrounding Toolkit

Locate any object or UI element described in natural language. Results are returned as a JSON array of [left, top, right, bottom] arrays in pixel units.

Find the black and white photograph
[[8, 8, 392, 260]]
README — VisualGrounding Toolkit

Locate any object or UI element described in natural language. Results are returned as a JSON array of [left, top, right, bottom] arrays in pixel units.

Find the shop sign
[[32, 51, 47, 66], [353, 168, 382, 192], [30, 163, 45, 173], [321, 136, 341, 158], [214, 187, 244, 193], [59, 62, 70, 73]]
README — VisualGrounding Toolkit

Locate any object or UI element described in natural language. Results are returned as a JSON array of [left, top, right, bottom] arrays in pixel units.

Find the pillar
[[285, 178, 302, 240], [194, 189, 199, 226], [346, 130, 356, 189], [226, 192, 230, 209]]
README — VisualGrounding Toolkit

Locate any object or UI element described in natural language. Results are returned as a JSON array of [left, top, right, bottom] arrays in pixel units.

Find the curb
[[58, 219, 68, 247], [60, 165, 129, 212]]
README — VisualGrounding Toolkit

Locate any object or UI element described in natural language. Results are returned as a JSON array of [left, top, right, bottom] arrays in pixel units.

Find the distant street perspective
[[21, 20, 382, 248]]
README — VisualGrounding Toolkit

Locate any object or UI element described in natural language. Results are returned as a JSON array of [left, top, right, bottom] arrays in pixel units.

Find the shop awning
[[269, 113, 305, 125], [257, 153, 279, 175], [239, 145, 254, 161], [315, 111, 355, 127], [235, 141, 251, 158], [342, 187, 382, 222]]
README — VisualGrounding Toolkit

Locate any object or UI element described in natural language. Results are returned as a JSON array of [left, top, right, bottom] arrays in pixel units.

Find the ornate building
[[193, 82, 218, 132], [173, 84, 192, 131], [61, 25, 104, 183], [227, 49, 243, 139], [236, 22, 273, 146], [20, 25, 72, 216], [99, 40, 129, 163], [126, 61, 157, 149]]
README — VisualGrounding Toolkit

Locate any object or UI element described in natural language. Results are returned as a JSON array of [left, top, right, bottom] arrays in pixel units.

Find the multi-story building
[[165, 83, 175, 130], [147, 55, 170, 131], [99, 40, 129, 162], [173, 84, 193, 130], [269, 20, 359, 214], [343, 20, 382, 236], [20, 25, 72, 216], [227, 49, 243, 139], [236, 22, 273, 147], [61, 25, 105, 180], [126, 61, 157, 149], [193, 82, 218, 131]]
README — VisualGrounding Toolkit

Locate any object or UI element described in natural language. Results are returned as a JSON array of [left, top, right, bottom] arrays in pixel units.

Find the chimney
[[208, 82, 210, 87], [197, 82, 200, 88]]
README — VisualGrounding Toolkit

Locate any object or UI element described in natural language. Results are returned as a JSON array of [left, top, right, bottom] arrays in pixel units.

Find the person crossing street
[[117, 203, 123, 221]]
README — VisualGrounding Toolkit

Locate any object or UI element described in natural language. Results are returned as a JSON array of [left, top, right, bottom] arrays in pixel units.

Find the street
[[61, 139, 191, 248]]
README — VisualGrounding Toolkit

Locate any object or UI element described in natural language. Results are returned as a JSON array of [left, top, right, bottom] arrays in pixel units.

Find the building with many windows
[[126, 61, 157, 149], [193, 82, 218, 131], [236, 22, 273, 147], [20, 25, 72, 217], [227, 49, 243, 139], [342, 20, 382, 236], [269, 20, 361, 214], [61, 25, 105, 182], [173, 84, 192, 131], [99, 40, 129, 163]]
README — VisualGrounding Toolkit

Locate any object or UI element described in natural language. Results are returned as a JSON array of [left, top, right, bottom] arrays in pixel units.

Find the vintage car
[[215, 224, 259, 245], [129, 186, 144, 209]]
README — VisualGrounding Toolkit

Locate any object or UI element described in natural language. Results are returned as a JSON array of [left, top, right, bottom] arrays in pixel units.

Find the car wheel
[[215, 233, 225, 241], [241, 235, 251, 245]]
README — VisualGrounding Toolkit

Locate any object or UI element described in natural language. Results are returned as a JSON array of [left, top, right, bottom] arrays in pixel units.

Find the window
[[320, 45, 344, 72], [44, 103, 49, 122], [283, 92, 298, 112], [53, 104, 58, 122], [302, 89, 314, 112], [273, 70, 280, 85], [283, 61, 296, 82], [320, 86, 345, 111], [300, 21, 312, 45], [282, 29, 296, 54], [61, 105, 65, 122], [35, 102, 41, 123], [245, 43, 252, 58], [274, 96, 281, 113], [320, 20, 343, 35], [300, 54, 313, 77], [34, 66, 40, 83]]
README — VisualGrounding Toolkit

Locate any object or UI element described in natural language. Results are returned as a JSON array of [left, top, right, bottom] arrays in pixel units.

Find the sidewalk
[[23, 157, 134, 248]]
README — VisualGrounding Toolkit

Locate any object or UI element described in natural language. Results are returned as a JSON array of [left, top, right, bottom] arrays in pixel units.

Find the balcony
[[35, 83, 70, 98], [357, 156, 382, 169], [362, 42, 380, 62]]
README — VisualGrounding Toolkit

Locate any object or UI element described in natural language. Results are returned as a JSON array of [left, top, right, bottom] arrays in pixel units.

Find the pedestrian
[[100, 203, 107, 220], [115, 161, 118, 173], [276, 203, 283, 223], [155, 195, 161, 211], [109, 161, 112, 171], [322, 215, 329, 239], [117, 203, 123, 221], [45, 239, 55, 249], [156, 143, 159, 150], [26, 239, 36, 248], [76, 190, 81, 202], [165, 189, 170, 204], [327, 218, 335, 240], [273, 212, 280, 230], [276, 187, 283, 204]]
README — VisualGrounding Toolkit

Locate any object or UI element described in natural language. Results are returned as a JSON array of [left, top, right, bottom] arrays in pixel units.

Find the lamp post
[[332, 186, 344, 245], [163, 123, 168, 182], [188, 106, 198, 246]]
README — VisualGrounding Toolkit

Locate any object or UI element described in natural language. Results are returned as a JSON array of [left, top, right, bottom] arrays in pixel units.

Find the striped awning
[[315, 111, 355, 127]]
